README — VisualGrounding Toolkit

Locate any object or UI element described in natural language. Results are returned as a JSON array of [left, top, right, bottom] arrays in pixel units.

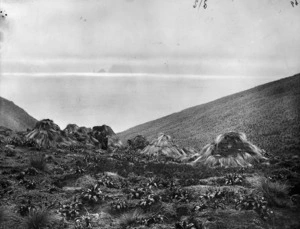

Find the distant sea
[[0, 73, 284, 132]]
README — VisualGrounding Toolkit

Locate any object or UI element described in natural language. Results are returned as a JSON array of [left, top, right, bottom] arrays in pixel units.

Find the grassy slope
[[0, 96, 37, 131], [118, 74, 300, 155]]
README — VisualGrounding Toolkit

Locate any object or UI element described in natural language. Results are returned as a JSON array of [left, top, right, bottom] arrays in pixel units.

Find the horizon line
[[0, 72, 272, 79]]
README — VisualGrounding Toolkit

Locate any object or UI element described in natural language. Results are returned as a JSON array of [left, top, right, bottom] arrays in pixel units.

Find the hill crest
[[0, 96, 37, 131]]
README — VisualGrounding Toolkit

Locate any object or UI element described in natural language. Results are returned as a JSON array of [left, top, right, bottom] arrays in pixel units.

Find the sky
[[0, 0, 299, 75], [0, 0, 299, 132]]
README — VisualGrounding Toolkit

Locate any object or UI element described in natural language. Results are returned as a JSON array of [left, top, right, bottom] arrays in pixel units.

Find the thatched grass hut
[[140, 133, 186, 159], [26, 119, 74, 148], [191, 132, 268, 167]]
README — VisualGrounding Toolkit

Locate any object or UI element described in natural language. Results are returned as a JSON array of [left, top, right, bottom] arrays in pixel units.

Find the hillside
[[0, 96, 37, 131], [118, 73, 300, 155]]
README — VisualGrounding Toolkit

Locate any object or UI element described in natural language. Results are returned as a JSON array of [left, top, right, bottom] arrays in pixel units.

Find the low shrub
[[128, 187, 149, 199], [162, 187, 193, 203], [138, 214, 164, 226], [111, 200, 129, 213], [175, 217, 203, 229], [199, 188, 237, 210], [192, 202, 207, 212], [58, 197, 83, 220], [139, 194, 162, 210], [235, 193, 273, 220], [97, 175, 119, 189], [80, 184, 106, 204], [224, 173, 244, 185], [74, 215, 92, 229]]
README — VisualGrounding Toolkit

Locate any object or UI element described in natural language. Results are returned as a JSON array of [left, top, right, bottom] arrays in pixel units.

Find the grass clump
[[5, 208, 53, 229], [29, 153, 47, 171], [117, 209, 145, 229], [21, 209, 53, 229], [0, 207, 7, 226], [256, 177, 290, 207]]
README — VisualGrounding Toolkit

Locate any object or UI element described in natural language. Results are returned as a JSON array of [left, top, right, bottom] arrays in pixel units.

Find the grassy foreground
[[1, 138, 300, 229]]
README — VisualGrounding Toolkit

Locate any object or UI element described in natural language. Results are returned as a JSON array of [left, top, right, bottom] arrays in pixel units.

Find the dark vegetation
[[0, 132, 300, 228]]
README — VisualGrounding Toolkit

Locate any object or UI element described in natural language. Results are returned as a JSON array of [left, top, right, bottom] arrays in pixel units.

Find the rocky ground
[[1, 135, 300, 229]]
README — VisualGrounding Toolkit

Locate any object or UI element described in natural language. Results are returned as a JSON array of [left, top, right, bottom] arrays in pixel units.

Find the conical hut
[[140, 133, 186, 159], [26, 119, 73, 148], [191, 132, 268, 167]]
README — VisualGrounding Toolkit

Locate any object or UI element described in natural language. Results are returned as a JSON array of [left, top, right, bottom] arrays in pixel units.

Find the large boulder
[[92, 125, 121, 150], [127, 135, 149, 150], [63, 124, 97, 147], [92, 125, 115, 136]]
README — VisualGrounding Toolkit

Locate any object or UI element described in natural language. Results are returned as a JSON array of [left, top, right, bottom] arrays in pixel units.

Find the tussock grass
[[256, 177, 290, 207], [0, 208, 22, 229], [117, 209, 145, 229], [21, 209, 53, 229], [29, 153, 47, 171], [1, 209, 53, 229], [75, 175, 97, 189], [0, 207, 7, 226], [160, 202, 176, 221]]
